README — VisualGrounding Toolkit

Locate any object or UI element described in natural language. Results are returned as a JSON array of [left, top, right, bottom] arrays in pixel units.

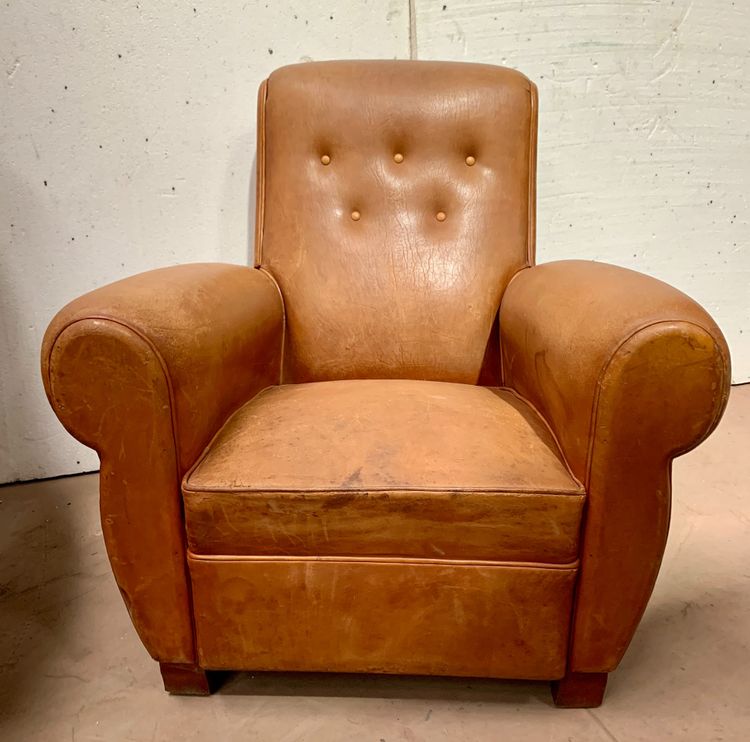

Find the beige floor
[[1, 387, 748, 741]]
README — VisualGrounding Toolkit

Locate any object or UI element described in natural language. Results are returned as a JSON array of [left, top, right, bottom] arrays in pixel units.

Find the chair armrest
[[499, 260, 730, 671], [42, 263, 284, 472], [41, 263, 283, 663]]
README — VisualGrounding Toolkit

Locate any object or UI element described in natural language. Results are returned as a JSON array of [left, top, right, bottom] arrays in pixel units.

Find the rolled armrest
[[41, 263, 284, 662], [500, 260, 730, 671], [42, 263, 284, 472]]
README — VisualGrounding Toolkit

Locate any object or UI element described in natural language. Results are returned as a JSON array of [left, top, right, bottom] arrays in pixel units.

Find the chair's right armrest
[[41, 263, 284, 663], [499, 260, 730, 673]]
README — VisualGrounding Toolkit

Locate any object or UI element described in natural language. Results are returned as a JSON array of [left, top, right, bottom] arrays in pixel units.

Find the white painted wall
[[2, 1, 747, 482], [416, 0, 749, 381], [1, 1, 409, 483]]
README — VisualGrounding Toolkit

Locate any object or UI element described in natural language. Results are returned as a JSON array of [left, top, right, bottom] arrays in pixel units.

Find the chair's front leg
[[160, 663, 211, 696], [552, 672, 608, 708]]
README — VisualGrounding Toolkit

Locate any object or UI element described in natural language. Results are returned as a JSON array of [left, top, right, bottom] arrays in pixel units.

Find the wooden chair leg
[[159, 662, 211, 696], [551, 671, 608, 708]]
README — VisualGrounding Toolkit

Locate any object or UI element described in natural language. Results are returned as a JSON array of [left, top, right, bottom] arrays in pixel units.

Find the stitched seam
[[526, 82, 538, 267], [584, 318, 731, 488], [669, 326, 731, 458], [562, 318, 727, 670], [498, 265, 532, 386], [187, 552, 580, 571], [183, 483, 586, 496], [503, 386, 585, 491], [183, 382, 585, 496], [255, 266, 286, 385], [181, 384, 279, 493], [47, 315, 199, 663], [179, 267, 286, 490]]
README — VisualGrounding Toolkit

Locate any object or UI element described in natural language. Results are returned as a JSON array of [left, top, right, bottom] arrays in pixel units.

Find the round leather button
[[436, 211, 446, 222], [321, 154, 331, 165], [393, 153, 404, 163], [351, 210, 361, 221], [465, 155, 476, 166]]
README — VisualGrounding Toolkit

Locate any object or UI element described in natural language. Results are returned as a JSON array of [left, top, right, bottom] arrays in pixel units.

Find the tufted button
[[393, 153, 404, 163], [320, 154, 331, 165], [436, 211, 446, 222], [351, 210, 361, 221], [465, 155, 476, 166]]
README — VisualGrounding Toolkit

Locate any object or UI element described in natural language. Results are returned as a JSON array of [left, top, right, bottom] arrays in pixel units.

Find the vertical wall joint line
[[408, 0, 418, 59]]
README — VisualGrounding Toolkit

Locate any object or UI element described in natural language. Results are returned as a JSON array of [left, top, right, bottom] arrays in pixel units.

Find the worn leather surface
[[40, 61, 731, 685], [189, 555, 577, 680], [500, 260, 731, 671], [183, 379, 584, 562], [258, 60, 537, 383], [41, 264, 283, 661]]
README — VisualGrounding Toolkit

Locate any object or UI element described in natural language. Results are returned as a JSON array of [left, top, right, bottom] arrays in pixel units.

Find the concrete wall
[[2, 1, 747, 482]]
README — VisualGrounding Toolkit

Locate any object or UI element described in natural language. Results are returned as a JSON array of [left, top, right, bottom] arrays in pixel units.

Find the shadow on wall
[[249, 152, 257, 264], [217, 123, 257, 266], [0, 166, 99, 484]]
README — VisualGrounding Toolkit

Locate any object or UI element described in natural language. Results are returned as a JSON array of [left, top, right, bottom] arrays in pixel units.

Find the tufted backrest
[[255, 60, 537, 384]]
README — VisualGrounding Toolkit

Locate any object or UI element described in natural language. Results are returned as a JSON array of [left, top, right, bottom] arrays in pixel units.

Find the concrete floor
[[0, 387, 748, 741]]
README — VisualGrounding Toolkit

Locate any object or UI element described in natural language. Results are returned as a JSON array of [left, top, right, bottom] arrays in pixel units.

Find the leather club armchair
[[41, 61, 730, 707]]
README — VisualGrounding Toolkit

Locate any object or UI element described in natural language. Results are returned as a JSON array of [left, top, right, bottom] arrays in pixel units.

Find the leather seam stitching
[[186, 552, 580, 571], [526, 82, 538, 266], [180, 383, 280, 495], [504, 386, 585, 491], [571, 318, 729, 671], [499, 266, 532, 386], [46, 315, 199, 664], [583, 318, 732, 487], [182, 383, 585, 495], [255, 266, 286, 385], [182, 485, 585, 496]]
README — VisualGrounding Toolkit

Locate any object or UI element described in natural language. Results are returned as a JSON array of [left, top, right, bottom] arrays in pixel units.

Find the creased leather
[[189, 555, 577, 680], [40, 61, 732, 686], [41, 263, 283, 661], [258, 60, 537, 383], [183, 379, 584, 563], [500, 259, 731, 671]]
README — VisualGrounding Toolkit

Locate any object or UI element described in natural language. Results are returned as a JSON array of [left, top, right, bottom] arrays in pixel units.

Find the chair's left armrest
[[42, 263, 284, 472], [41, 263, 283, 664], [499, 260, 730, 672]]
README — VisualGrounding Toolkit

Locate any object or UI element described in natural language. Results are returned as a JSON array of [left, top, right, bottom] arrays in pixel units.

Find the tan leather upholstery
[[183, 380, 584, 562], [189, 556, 578, 679], [259, 61, 537, 383], [41, 60, 730, 704], [41, 264, 283, 661], [500, 260, 730, 671]]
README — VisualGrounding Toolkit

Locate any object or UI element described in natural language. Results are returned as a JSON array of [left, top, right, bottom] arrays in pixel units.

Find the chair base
[[159, 662, 211, 696], [551, 671, 608, 708], [159, 662, 609, 705]]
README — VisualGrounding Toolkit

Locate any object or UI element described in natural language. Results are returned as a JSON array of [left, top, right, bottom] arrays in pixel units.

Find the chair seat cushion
[[183, 379, 585, 563]]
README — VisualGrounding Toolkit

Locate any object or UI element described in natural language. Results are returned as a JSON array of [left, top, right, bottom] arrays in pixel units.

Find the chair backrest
[[255, 60, 537, 384]]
